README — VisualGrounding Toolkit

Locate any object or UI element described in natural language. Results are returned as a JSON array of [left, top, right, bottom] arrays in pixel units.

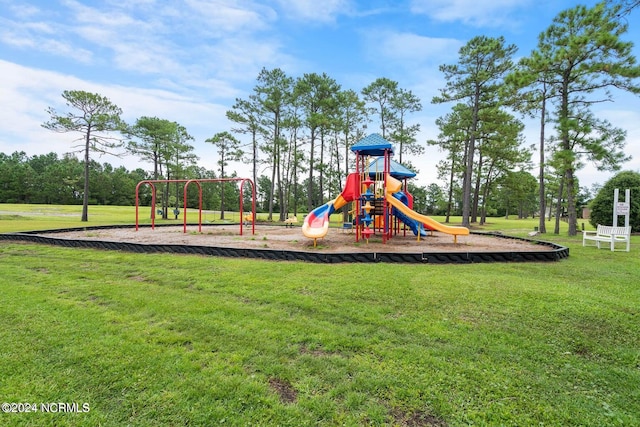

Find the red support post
[[136, 177, 256, 237]]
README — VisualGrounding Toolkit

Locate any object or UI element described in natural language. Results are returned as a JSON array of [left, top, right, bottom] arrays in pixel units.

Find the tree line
[[6, 1, 638, 235], [0, 148, 547, 221], [429, 1, 640, 236], [0, 151, 233, 212]]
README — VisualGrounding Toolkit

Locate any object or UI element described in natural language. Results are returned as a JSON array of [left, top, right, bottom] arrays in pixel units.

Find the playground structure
[[302, 134, 469, 246], [135, 177, 256, 236], [0, 139, 569, 263], [1, 158, 567, 263]]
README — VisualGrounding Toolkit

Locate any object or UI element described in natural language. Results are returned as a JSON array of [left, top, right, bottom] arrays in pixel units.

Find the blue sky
[[1, 0, 639, 191]]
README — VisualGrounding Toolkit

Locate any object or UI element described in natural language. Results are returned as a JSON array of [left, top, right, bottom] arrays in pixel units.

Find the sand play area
[[41, 224, 555, 254]]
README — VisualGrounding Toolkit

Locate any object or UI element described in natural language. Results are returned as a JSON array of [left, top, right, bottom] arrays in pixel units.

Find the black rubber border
[[0, 225, 569, 264]]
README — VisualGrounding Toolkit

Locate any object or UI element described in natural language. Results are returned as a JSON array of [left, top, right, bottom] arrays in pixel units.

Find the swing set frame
[[134, 177, 256, 235]]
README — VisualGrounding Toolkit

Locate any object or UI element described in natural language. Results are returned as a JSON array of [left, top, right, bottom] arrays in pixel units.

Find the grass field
[[1, 204, 638, 426]]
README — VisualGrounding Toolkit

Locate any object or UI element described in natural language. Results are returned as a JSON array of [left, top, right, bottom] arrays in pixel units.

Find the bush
[[589, 170, 640, 230]]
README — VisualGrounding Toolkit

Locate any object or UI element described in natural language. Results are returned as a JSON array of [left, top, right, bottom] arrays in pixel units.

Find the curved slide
[[302, 173, 359, 241], [385, 193, 470, 238], [384, 174, 468, 240]]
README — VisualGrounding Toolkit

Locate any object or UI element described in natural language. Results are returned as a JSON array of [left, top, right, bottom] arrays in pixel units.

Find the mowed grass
[[0, 203, 244, 232], [0, 205, 638, 426]]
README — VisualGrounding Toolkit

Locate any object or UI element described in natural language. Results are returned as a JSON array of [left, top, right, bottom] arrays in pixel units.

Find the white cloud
[[4, 2, 40, 18], [359, 29, 462, 92], [199, 35, 299, 80], [0, 60, 233, 173], [61, 0, 288, 86], [0, 23, 92, 63], [184, 0, 276, 34], [44, 39, 95, 64], [2, 0, 637, 189], [22, 21, 55, 34], [0, 3, 93, 62], [371, 31, 462, 65], [274, 0, 353, 23], [62, 0, 144, 28], [0, 29, 35, 48], [410, 0, 532, 28]]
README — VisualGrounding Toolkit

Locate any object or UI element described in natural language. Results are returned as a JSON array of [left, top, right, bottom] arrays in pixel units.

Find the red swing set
[[134, 177, 256, 235]]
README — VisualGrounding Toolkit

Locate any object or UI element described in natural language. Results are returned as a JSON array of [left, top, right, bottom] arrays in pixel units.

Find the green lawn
[[0, 205, 638, 426]]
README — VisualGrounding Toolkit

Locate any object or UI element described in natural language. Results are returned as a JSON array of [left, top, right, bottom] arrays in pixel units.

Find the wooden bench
[[284, 216, 298, 227], [582, 224, 631, 252]]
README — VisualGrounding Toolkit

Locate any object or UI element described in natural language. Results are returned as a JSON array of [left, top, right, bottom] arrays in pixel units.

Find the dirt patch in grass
[[299, 344, 343, 357], [391, 407, 448, 426], [268, 377, 297, 404]]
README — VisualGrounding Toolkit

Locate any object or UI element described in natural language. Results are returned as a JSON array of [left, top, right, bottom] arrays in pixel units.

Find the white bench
[[582, 224, 631, 252]]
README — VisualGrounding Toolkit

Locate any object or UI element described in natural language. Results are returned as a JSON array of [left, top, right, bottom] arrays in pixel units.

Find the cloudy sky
[[1, 0, 639, 191]]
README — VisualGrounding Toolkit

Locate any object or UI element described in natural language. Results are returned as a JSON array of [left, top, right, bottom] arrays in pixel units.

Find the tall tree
[[127, 117, 195, 218], [389, 88, 423, 164], [206, 131, 243, 219], [498, 170, 538, 219], [226, 95, 265, 191], [427, 103, 471, 223], [531, 1, 640, 235], [127, 117, 176, 180], [425, 183, 446, 215], [254, 68, 293, 221], [167, 124, 197, 215], [316, 76, 340, 203], [335, 89, 368, 222], [42, 90, 124, 221], [28, 152, 60, 204], [606, 0, 640, 15], [336, 89, 368, 177], [281, 96, 305, 217], [432, 36, 518, 227], [506, 61, 555, 233], [295, 73, 340, 211], [0, 152, 35, 203], [362, 77, 398, 139], [473, 108, 531, 224]]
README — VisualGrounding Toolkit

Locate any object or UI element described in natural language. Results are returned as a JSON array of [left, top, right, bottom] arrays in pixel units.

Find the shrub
[[589, 170, 640, 230]]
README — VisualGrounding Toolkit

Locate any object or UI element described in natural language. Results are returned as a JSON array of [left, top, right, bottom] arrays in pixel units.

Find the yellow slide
[[385, 195, 469, 237], [384, 174, 469, 242]]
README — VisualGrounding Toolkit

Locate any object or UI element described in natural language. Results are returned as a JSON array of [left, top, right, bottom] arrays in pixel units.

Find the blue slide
[[391, 191, 428, 237]]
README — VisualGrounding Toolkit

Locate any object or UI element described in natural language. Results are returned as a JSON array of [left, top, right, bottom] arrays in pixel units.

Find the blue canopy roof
[[350, 133, 394, 156], [368, 158, 416, 179]]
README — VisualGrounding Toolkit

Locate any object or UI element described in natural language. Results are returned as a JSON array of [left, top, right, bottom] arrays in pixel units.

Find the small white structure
[[614, 188, 631, 228]]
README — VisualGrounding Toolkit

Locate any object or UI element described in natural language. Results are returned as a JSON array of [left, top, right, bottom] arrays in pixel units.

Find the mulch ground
[[41, 224, 554, 254]]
